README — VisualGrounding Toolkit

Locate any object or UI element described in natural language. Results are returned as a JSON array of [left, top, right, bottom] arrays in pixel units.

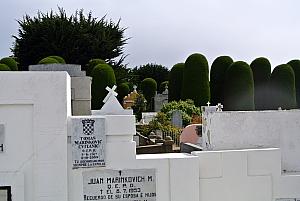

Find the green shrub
[[132, 94, 147, 121], [287, 60, 300, 108], [48, 56, 66, 64], [168, 63, 184, 101], [161, 99, 201, 126], [38, 57, 60, 64], [159, 81, 168, 93], [91, 64, 116, 109], [141, 78, 157, 110], [210, 56, 233, 105], [0, 64, 11, 71], [0, 57, 18, 71], [250, 57, 271, 110], [269, 64, 296, 109], [117, 82, 130, 103], [181, 53, 210, 107], [86, 59, 106, 76], [224, 61, 254, 111]]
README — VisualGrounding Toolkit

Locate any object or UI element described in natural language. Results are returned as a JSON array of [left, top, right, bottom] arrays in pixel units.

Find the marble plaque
[[72, 118, 106, 168], [0, 125, 4, 153], [83, 169, 156, 201]]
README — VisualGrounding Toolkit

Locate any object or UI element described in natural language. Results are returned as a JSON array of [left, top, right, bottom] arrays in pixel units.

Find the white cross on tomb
[[216, 103, 223, 112], [207, 101, 211, 107], [103, 85, 118, 103]]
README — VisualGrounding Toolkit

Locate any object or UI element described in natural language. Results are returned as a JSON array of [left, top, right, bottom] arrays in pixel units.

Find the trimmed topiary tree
[[287, 60, 300, 108], [117, 82, 130, 104], [141, 78, 157, 110], [0, 57, 18, 71], [224, 61, 254, 111], [48, 56, 66, 64], [181, 53, 210, 107], [91, 64, 116, 109], [86, 59, 106, 76], [269, 64, 296, 109], [38, 57, 60, 64], [250, 57, 271, 110], [168, 63, 184, 101], [0, 64, 11, 71], [159, 81, 168, 93], [210, 56, 233, 105]]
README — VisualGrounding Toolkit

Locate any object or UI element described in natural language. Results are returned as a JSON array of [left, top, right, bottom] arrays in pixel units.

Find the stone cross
[[207, 101, 211, 107], [103, 85, 118, 103], [216, 103, 223, 112], [133, 85, 137, 91]]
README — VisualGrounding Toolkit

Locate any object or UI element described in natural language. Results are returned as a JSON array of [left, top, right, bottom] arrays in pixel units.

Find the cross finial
[[103, 85, 118, 103], [207, 101, 211, 107], [133, 85, 137, 91], [217, 103, 223, 112]]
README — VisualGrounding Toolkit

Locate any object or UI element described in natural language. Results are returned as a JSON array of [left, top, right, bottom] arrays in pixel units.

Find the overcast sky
[[1, 0, 300, 69]]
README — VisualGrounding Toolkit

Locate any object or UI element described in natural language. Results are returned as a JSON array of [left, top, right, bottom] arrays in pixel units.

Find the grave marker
[[71, 117, 106, 168], [171, 110, 183, 128], [83, 169, 156, 201]]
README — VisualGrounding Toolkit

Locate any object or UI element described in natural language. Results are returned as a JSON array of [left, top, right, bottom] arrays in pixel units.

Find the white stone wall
[[193, 148, 300, 201], [0, 72, 71, 201], [202, 110, 300, 172]]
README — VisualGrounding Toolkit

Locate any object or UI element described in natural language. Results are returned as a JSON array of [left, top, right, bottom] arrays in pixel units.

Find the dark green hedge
[[168, 63, 184, 101], [287, 60, 300, 108], [210, 56, 233, 105], [269, 64, 296, 109], [38, 57, 60, 64], [181, 53, 210, 107], [250, 57, 271, 110], [91, 64, 116, 109], [224, 61, 254, 111], [117, 82, 130, 104], [86, 59, 106, 76]]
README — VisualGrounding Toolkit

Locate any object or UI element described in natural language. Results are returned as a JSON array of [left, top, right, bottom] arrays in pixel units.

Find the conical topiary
[[0, 64, 11, 71], [91, 64, 116, 109], [250, 57, 271, 110], [224, 61, 254, 111], [210, 56, 233, 105], [86, 59, 106, 76], [48, 56, 66, 64], [181, 53, 210, 107], [141, 78, 157, 110], [117, 82, 130, 104], [168, 63, 184, 101], [269, 64, 296, 110], [38, 57, 60, 64], [287, 60, 300, 108], [0, 57, 18, 71]]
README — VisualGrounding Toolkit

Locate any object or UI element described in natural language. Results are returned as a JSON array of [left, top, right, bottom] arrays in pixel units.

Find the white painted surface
[[202, 110, 300, 172], [0, 72, 71, 201], [193, 148, 300, 201]]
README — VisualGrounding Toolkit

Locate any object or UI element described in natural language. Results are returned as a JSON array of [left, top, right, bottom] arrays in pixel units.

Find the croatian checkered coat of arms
[[82, 119, 95, 135]]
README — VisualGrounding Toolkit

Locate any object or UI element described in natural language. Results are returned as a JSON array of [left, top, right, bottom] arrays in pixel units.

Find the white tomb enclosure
[[1, 72, 300, 201], [202, 109, 300, 172]]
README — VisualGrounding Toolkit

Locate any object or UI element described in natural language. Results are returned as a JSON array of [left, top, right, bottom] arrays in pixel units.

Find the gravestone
[[70, 117, 106, 168], [0, 125, 4, 153], [154, 86, 168, 112], [83, 169, 156, 201], [171, 110, 183, 128]]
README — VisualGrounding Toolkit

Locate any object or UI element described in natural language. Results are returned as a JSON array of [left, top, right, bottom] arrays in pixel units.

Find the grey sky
[[1, 0, 300, 69]]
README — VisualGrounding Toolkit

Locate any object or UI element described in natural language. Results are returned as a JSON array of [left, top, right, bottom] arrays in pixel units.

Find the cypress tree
[[168, 63, 184, 101], [91, 64, 116, 109], [224, 61, 254, 111], [269, 64, 296, 109], [250, 57, 271, 110], [141, 78, 157, 110], [117, 82, 130, 104], [181, 53, 210, 107], [210, 56, 233, 105], [0, 57, 18, 71], [287, 60, 300, 108]]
